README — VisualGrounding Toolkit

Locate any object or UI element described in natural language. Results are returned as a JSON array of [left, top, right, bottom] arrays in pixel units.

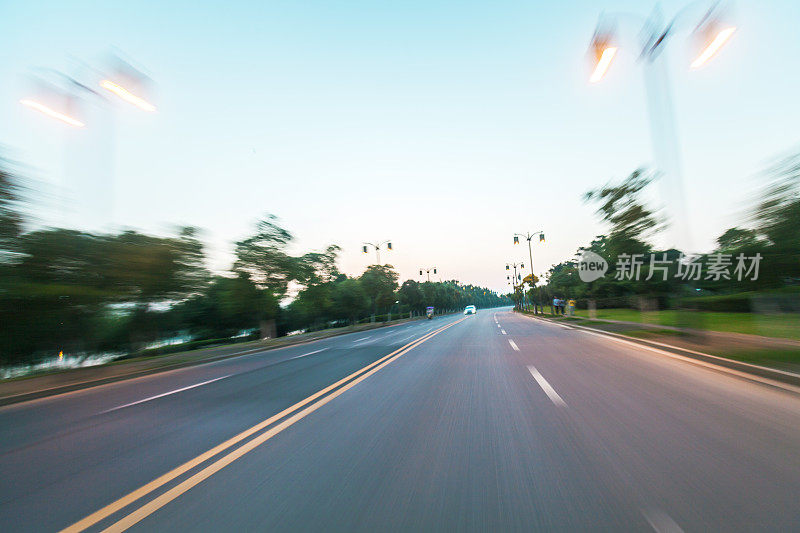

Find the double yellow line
[[63, 317, 465, 533]]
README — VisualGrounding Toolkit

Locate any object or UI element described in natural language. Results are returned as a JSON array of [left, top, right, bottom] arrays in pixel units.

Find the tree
[[173, 273, 277, 340], [331, 278, 368, 324], [359, 265, 399, 318], [584, 168, 662, 259], [0, 157, 24, 263], [716, 227, 760, 252], [397, 280, 425, 314], [296, 245, 342, 286], [233, 215, 297, 297]]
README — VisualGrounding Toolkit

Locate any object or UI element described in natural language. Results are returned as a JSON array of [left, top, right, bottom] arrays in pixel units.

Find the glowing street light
[[590, 46, 618, 83], [691, 26, 736, 69], [19, 98, 84, 127], [586, 2, 736, 252], [100, 79, 156, 112]]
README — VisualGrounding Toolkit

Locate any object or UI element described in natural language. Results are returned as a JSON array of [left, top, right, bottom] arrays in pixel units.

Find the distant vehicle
[[463, 305, 477, 315], [426, 306, 435, 319]]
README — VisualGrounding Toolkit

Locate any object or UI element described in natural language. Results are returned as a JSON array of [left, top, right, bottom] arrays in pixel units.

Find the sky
[[1, 0, 799, 294]]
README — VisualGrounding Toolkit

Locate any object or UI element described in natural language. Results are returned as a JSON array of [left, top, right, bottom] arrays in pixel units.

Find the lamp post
[[19, 63, 156, 230], [587, 1, 736, 252], [362, 240, 392, 265], [419, 267, 437, 282], [514, 231, 545, 286], [505, 262, 524, 310], [21, 62, 156, 127]]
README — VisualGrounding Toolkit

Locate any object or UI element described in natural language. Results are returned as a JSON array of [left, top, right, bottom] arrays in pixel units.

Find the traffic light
[[506, 265, 509, 270], [520, 263, 524, 269], [539, 233, 545, 242], [419, 270, 423, 276], [518, 274, 522, 281], [433, 268, 437, 274], [387, 242, 392, 250], [362, 245, 367, 254], [513, 236, 519, 245]]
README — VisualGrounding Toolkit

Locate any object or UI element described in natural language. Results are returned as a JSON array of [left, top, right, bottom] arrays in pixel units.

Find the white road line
[[526, 366, 566, 407], [286, 348, 327, 361], [497, 324, 501, 328], [508, 339, 520, 351], [102, 375, 232, 413], [398, 335, 415, 342], [641, 508, 684, 533], [501, 329, 507, 335], [352, 336, 372, 344]]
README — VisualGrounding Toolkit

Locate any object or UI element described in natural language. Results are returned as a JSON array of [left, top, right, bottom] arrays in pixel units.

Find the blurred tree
[[359, 264, 399, 319], [234, 214, 297, 297], [297, 245, 342, 286], [331, 277, 368, 324], [584, 168, 662, 259], [0, 157, 24, 263], [715, 227, 760, 252], [397, 280, 425, 314]]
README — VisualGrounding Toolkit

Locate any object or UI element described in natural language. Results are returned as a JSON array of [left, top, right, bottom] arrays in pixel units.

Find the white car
[[463, 305, 477, 315]]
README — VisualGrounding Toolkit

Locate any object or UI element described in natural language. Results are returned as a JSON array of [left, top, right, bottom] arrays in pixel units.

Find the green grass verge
[[571, 308, 800, 340]]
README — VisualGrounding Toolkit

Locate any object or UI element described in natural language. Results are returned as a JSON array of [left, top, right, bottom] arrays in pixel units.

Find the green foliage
[[583, 168, 662, 257], [359, 264, 399, 316], [233, 214, 297, 297], [0, 157, 24, 262]]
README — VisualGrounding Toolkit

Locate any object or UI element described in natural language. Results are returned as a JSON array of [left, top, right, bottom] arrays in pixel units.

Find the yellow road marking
[[62, 318, 463, 533]]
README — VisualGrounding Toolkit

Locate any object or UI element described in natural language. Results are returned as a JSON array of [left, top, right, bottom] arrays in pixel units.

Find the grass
[[716, 348, 800, 367], [523, 310, 800, 371], [570, 308, 800, 340]]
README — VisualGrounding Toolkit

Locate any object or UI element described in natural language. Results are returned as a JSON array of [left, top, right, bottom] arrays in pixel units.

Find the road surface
[[1, 308, 799, 531]]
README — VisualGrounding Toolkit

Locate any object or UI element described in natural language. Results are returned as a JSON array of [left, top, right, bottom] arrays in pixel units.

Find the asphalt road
[[2, 308, 799, 532]]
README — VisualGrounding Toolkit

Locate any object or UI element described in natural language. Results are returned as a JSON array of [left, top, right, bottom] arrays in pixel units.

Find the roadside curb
[[517, 311, 800, 392], [0, 316, 431, 408]]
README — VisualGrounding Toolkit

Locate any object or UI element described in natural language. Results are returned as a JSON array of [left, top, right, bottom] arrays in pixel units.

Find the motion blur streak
[[691, 27, 736, 69], [99, 318, 464, 533], [99, 80, 156, 111], [19, 99, 84, 127], [589, 46, 617, 83], [60, 319, 460, 533]]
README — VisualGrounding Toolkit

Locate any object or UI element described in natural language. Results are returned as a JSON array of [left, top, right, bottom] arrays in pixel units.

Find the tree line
[[520, 150, 800, 312], [0, 159, 507, 366]]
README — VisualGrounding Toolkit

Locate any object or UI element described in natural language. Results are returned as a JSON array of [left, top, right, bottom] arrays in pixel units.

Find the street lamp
[[19, 98, 84, 127], [691, 23, 736, 69], [99, 79, 156, 112], [514, 231, 545, 287], [587, 1, 735, 251], [506, 262, 524, 310], [419, 267, 437, 282], [362, 240, 392, 265], [21, 59, 156, 127]]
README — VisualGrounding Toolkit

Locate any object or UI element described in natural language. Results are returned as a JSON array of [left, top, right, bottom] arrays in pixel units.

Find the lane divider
[[62, 317, 466, 533], [101, 375, 232, 414], [527, 366, 566, 407]]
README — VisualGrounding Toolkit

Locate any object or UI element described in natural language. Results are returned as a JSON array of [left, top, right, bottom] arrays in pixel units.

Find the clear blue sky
[[2, 0, 799, 292]]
